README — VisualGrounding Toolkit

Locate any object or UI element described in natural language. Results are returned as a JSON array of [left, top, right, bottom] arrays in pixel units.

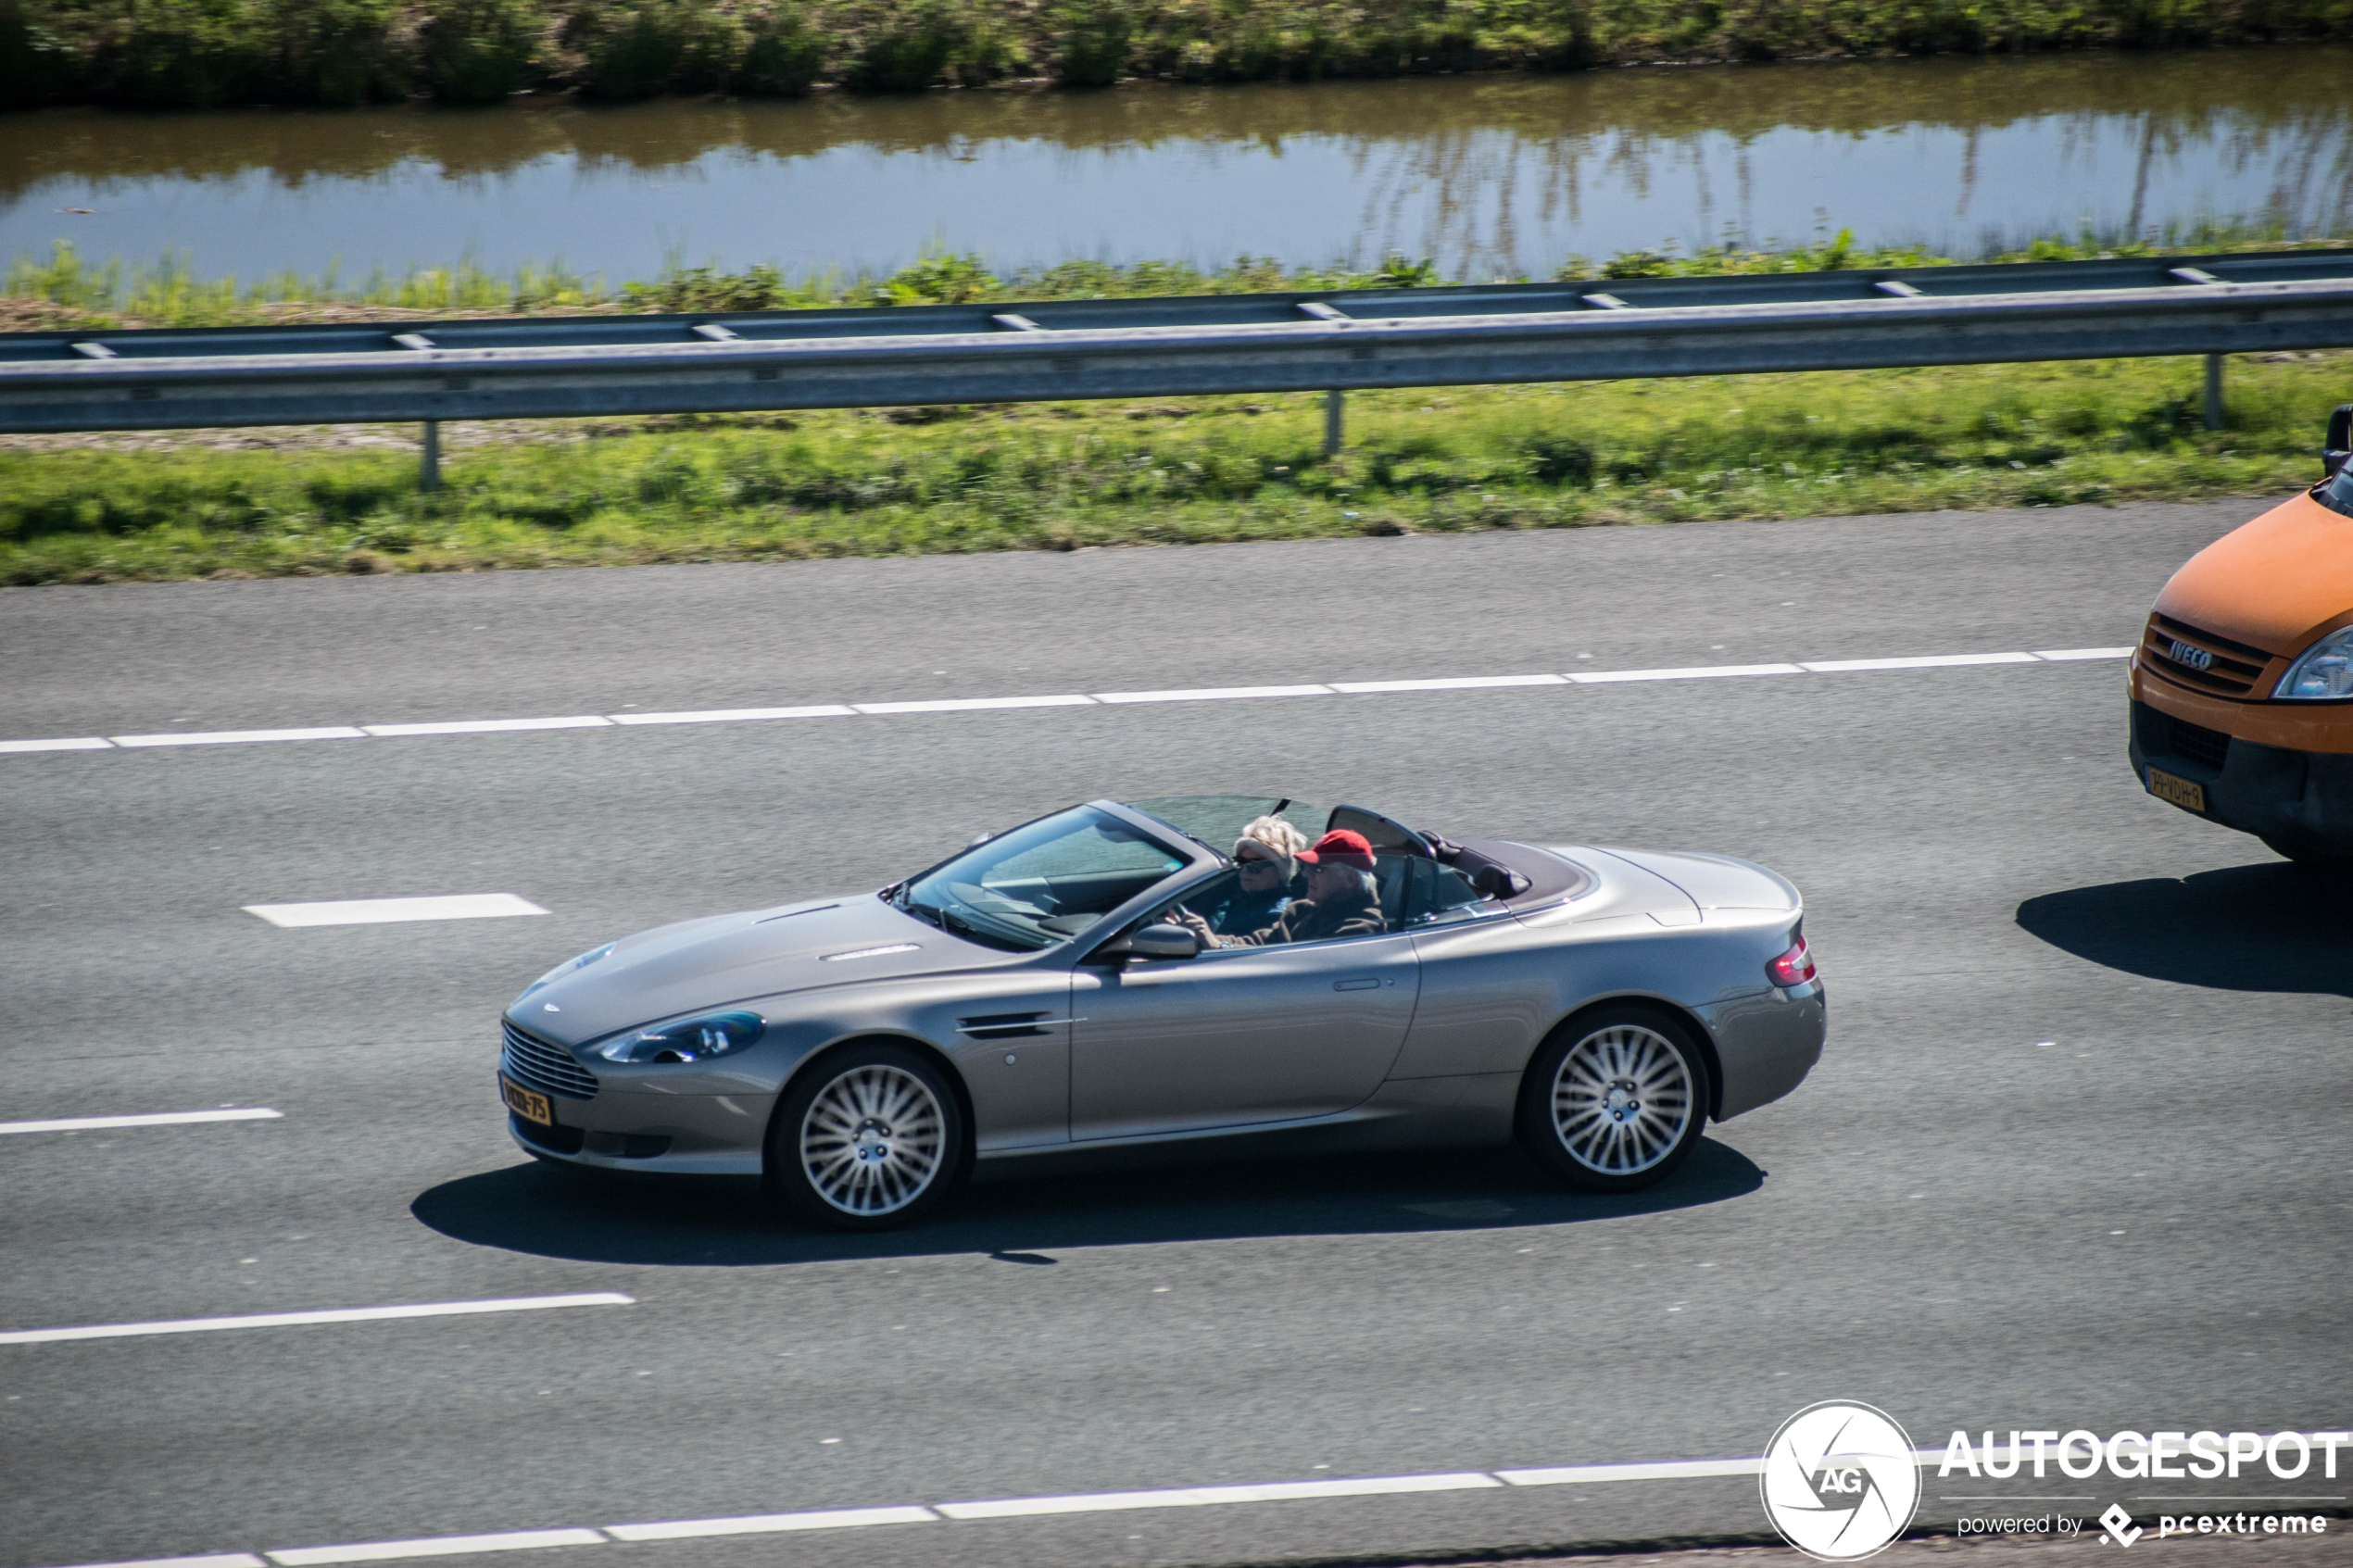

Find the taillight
[[1768, 935, 1816, 988]]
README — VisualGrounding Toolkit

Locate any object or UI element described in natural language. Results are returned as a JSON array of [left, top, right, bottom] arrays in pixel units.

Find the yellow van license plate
[[500, 1077, 552, 1126], [2146, 768, 2207, 812]]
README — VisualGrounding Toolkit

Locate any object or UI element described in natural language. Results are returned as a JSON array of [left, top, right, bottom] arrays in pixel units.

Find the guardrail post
[[2202, 355, 2224, 431], [420, 420, 441, 492], [1324, 390, 1344, 457]]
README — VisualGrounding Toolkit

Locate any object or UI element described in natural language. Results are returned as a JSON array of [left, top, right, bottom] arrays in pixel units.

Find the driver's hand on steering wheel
[[1168, 908, 1218, 947]]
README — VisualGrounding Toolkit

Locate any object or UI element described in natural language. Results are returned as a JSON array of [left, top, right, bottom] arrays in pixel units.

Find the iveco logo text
[[2168, 638, 2215, 671]]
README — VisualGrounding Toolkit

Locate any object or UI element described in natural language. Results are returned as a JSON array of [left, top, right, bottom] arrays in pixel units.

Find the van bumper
[[2130, 699, 2353, 859]]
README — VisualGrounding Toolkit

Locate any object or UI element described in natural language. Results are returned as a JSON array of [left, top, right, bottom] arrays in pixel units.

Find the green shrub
[[841, 0, 964, 90], [103, 0, 274, 107], [0, 2, 82, 107], [572, 0, 698, 96], [422, 0, 543, 101], [1050, 0, 1130, 84], [736, 2, 824, 92], [271, 0, 397, 103]]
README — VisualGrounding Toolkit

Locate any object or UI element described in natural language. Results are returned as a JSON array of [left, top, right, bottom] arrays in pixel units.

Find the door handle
[[1332, 978, 1381, 991]]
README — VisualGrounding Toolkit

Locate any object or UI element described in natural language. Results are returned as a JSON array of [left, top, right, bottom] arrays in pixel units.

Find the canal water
[[2, 46, 2347, 288]]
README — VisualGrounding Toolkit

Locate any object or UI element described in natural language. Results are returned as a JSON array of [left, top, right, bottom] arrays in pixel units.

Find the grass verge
[[5, 352, 2344, 587]]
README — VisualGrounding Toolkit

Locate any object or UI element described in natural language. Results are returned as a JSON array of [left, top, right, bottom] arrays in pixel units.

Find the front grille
[[501, 1020, 599, 1100], [2138, 705, 2233, 771], [2166, 718, 2233, 771], [2140, 613, 2272, 696]]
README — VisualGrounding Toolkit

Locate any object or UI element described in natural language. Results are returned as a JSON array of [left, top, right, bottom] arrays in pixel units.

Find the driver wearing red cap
[[1179, 829, 1386, 948]]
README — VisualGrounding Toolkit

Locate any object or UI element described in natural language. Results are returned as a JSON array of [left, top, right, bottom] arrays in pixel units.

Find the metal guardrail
[[4, 251, 2349, 467]]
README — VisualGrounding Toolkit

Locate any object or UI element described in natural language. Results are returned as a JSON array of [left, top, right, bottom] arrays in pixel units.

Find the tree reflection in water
[[2, 46, 2345, 280]]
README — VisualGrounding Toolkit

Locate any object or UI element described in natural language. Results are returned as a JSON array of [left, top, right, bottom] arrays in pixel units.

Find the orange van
[[2130, 404, 2353, 872]]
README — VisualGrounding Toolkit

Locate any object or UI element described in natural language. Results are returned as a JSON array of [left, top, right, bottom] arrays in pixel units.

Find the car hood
[[1594, 847, 1801, 913], [2155, 491, 2353, 656], [509, 894, 1027, 1047]]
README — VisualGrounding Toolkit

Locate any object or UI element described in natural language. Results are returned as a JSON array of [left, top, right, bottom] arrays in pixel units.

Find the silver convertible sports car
[[498, 798, 1825, 1230]]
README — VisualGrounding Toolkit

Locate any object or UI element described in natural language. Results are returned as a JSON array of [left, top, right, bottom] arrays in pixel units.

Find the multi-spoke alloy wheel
[[771, 1044, 964, 1230], [1516, 1009, 1709, 1193]]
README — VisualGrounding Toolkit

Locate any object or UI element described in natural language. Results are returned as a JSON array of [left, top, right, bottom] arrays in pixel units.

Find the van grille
[[2140, 613, 2272, 696], [501, 1020, 599, 1100]]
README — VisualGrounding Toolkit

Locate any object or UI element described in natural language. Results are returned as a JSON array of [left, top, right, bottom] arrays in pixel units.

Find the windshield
[[1122, 797, 1324, 857], [895, 807, 1190, 951]]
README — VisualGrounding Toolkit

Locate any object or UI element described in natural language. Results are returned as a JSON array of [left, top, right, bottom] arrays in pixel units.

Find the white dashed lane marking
[[0, 1109, 282, 1136], [69, 1436, 2341, 1568], [0, 1294, 635, 1347], [0, 646, 2138, 757], [241, 894, 548, 928]]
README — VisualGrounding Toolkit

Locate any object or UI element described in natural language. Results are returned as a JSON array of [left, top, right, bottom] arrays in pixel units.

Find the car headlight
[[2274, 626, 2353, 700], [516, 942, 616, 1002], [598, 1011, 766, 1064]]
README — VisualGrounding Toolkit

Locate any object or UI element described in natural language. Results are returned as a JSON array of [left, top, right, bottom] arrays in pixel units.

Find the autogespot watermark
[[1761, 1411, 2348, 1557], [1760, 1401, 1923, 1561], [1938, 1427, 2347, 1548]]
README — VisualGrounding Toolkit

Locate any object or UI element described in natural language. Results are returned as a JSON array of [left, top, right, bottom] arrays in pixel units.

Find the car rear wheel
[[769, 1042, 964, 1231], [1516, 1008, 1709, 1194]]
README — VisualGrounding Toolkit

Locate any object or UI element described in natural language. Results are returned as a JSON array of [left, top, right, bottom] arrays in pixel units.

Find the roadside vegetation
[[2, 0, 2347, 109], [4, 225, 2345, 586], [6, 354, 2343, 586]]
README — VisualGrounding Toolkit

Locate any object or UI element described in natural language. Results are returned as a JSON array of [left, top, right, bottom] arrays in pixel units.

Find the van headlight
[[598, 1011, 766, 1063], [2275, 626, 2353, 700]]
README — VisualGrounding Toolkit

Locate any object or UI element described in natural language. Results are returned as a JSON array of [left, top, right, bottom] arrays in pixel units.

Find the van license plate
[[500, 1077, 552, 1126], [2146, 767, 2207, 812]]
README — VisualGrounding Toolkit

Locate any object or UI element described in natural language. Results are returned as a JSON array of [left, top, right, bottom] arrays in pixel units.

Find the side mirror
[[2325, 403, 2350, 480], [1126, 923, 1200, 960]]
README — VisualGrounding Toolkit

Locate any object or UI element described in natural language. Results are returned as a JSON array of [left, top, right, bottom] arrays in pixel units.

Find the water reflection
[[2, 46, 2346, 283]]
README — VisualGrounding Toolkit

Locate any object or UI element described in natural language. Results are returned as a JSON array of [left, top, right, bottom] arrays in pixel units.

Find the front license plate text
[[501, 1077, 552, 1126], [2146, 767, 2208, 812]]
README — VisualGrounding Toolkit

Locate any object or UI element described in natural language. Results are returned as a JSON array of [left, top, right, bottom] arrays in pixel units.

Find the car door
[[1067, 860, 1422, 1140]]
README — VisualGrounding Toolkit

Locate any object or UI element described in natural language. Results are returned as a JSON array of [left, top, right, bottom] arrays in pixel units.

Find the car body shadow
[[2015, 860, 2349, 997], [410, 1138, 1765, 1267]]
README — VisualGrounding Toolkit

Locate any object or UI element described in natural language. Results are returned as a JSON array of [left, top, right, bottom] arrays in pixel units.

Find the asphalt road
[[4, 501, 2348, 1568]]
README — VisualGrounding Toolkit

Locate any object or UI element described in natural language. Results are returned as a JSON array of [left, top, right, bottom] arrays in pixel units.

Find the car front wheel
[[1516, 1008, 1710, 1194], [769, 1042, 964, 1230]]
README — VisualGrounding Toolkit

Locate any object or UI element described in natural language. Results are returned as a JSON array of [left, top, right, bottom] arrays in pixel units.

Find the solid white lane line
[[935, 1472, 1502, 1520], [1570, 662, 1803, 684], [54, 1555, 269, 1568], [243, 894, 547, 928], [1093, 684, 1335, 704], [266, 1533, 608, 1567], [362, 717, 610, 737], [1498, 1457, 1763, 1485], [0, 1109, 282, 1136], [603, 1508, 940, 1542], [1328, 674, 1568, 693], [1799, 652, 2040, 672], [852, 696, 1097, 715], [111, 727, 367, 747], [608, 705, 856, 726], [8, 646, 2145, 759], [0, 1293, 634, 1346]]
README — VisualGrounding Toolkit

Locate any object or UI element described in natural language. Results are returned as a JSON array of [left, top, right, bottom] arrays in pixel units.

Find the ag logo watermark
[[1760, 1401, 1922, 1561]]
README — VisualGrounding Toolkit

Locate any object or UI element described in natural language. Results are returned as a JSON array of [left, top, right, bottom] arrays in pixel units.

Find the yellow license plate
[[500, 1076, 552, 1126], [2146, 767, 2207, 812]]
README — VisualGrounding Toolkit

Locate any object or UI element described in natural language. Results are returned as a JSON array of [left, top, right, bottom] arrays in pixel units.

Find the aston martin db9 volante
[[498, 797, 1825, 1230]]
